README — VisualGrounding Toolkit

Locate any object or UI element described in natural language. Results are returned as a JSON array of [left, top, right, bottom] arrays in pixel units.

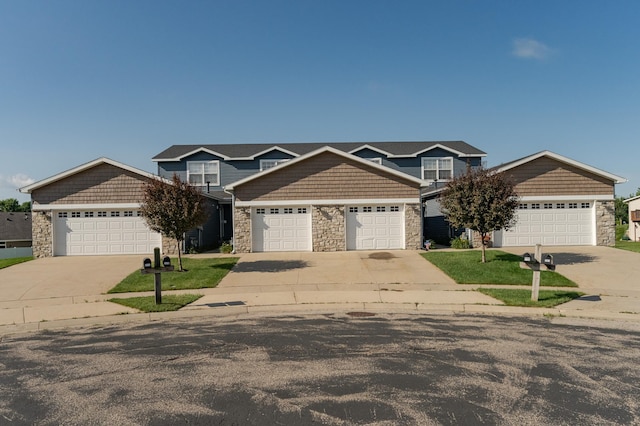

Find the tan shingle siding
[[234, 152, 420, 201], [32, 164, 150, 204], [505, 158, 614, 197]]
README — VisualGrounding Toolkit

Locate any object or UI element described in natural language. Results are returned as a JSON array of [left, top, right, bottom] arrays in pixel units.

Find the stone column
[[233, 207, 252, 253], [32, 211, 53, 258], [312, 206, 345, 251], [595, 200, 615, 246], [404, 203, 422, 249]]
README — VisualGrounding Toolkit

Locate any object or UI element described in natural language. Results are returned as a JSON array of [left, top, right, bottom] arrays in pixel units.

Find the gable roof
[[492, 150, 627, 184], [624, 195, 640, 203], [0, 212, 32, 241], [152, 141, 486, 162], [19, 158, 160, 194], [224, 146, 428, 192]]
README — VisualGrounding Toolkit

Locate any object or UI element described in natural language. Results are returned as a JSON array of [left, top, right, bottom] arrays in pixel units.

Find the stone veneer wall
[[233, 207, 252, 253], [404, 203, 422, 249], [32, 211, 53, 258], [162, 236, 178, 256], [596, 200, 615, 246], [312, 206, 345, 251]]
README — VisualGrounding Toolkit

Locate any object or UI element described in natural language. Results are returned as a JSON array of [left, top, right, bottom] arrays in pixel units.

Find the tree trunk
[[481, 233, 487, 263], [176, 238, 184, 271]]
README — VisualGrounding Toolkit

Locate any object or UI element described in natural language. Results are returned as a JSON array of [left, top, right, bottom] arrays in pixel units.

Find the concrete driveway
[[217, 250, 457, 291], [0, 256, 143, 324], [499, 245, 640, 294]]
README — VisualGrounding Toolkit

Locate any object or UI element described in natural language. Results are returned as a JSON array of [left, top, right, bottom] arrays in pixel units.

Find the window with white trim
[[260, 159, 289, 171], [98, 211, 107, 217], [556, 203, 565, 209], [531, 203, 540, 209], [297, 208, 307, 214], [581, 202, 591, 208], [187, 160, 219, 186], [363, 206, 372, 213], [84, 212, 94, 218], [390, 206, 399, 212], [283, 208, 293, 214], [0, 242, 5, 249], [71, 212, 81, 218], [270, 208, 279, 214], [256, 208, 265, 214], [58, 212, 68, 218], [124, 211, 133, 217], [569, 203, 578, 209], [110, 211, 120, 217], [422, 157, 453, 180], [349, 207, 358, 213], [544, 203, 553, 209], [376, 206, 386, 212], [519, 203, 528, 209]]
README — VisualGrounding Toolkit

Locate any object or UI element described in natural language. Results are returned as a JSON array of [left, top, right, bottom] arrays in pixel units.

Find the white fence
[[0, 247, 33, 259]]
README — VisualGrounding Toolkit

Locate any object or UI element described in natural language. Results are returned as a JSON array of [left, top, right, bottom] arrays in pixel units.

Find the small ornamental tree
[[439, 166, 519, 263], [139, 174, 209, 271]]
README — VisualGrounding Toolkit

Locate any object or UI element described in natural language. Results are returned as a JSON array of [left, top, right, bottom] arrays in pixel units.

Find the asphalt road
[[1, 313, 639, 425]]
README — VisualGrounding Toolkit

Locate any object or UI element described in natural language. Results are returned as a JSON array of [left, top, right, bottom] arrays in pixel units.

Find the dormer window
[[422, 157, 453, 181], [260, 159, 289, 171], [187, 161, 219, 186]]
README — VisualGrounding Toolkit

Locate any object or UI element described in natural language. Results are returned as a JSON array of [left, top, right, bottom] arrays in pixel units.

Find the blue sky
[[1, 0, 639, 202]]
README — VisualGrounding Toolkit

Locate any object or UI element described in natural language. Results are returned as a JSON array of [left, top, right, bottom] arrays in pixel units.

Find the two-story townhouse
[[152, 141, 486, 252]]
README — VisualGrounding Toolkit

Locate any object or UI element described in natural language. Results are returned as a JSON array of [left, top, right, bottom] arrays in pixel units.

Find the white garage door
[[496, 201, 594, 247], [346, 205, 404, 250], [54, 210, 162, 256], [252, 207, 311, 252]]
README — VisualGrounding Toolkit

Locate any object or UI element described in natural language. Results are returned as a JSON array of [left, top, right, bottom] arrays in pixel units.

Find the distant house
[[625, 195, 640, 241], [0, 212, 32, 248]]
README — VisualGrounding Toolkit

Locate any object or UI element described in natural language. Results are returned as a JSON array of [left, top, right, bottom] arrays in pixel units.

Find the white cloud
[[512, 38, 553, 60], [1, 174, 35, 189]]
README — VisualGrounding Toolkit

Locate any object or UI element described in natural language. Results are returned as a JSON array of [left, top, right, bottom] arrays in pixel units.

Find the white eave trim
[[624, 195, 640, 203], [32, 203, 143, 211], [233, 146, 300, 161], [225, 146, 427, 191], [235, 198, 419, 207], [495, 150, 627, 184], [519, 194, 614, 201], [20, 158, 162, 194]]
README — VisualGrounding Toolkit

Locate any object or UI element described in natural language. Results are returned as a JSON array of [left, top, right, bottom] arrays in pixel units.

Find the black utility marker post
[[141, 248, 174, 305]]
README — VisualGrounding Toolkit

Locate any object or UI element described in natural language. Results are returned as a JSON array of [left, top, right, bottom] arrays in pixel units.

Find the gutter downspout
[[223, 187, 236, 254]]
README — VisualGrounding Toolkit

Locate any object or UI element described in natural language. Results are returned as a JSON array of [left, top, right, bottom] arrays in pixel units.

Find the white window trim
[[259, 159, 289, 171], [421, 157, 453, 181], [366, 157, 382, 165], [187, 160, 220, 186]]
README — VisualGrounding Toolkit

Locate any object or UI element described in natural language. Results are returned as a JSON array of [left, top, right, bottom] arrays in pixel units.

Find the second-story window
[[422, 158, 453, 181], [187, 161, 219, 186], [260, 159, 289, 171]]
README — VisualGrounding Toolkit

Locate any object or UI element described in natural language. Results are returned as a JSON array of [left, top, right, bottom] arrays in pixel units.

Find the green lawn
[[615, 241, 640, 253], [422, 250, 577, 287], [109, 294, 203, 312], [478, 288, 584, 308], [108, 257, 238, 293], [0, 256, 33, 269]]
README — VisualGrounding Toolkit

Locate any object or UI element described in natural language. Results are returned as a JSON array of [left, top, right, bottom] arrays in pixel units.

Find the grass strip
[[615, 241, 640, 253], [0, 257, 33, 269], [109, 294, 203, 312], [108, 257, 238, 293], [478, 288, 584, 308], [422, 250, 577, 287]]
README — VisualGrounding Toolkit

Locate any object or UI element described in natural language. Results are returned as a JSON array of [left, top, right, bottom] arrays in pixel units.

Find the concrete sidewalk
[[1, 248, 639, 335]]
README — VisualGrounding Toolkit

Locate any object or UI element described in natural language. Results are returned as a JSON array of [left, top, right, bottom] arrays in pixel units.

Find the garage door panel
[[347, 205, 404, 250], [497, 202, 593, 247], [252, 207, 311, 252], [54, 211, 162, 256]]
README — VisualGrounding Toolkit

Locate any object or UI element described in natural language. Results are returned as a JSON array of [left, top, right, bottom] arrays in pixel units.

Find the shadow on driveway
[[232, 260, 310, 273], [548, 252, 598, 265]]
